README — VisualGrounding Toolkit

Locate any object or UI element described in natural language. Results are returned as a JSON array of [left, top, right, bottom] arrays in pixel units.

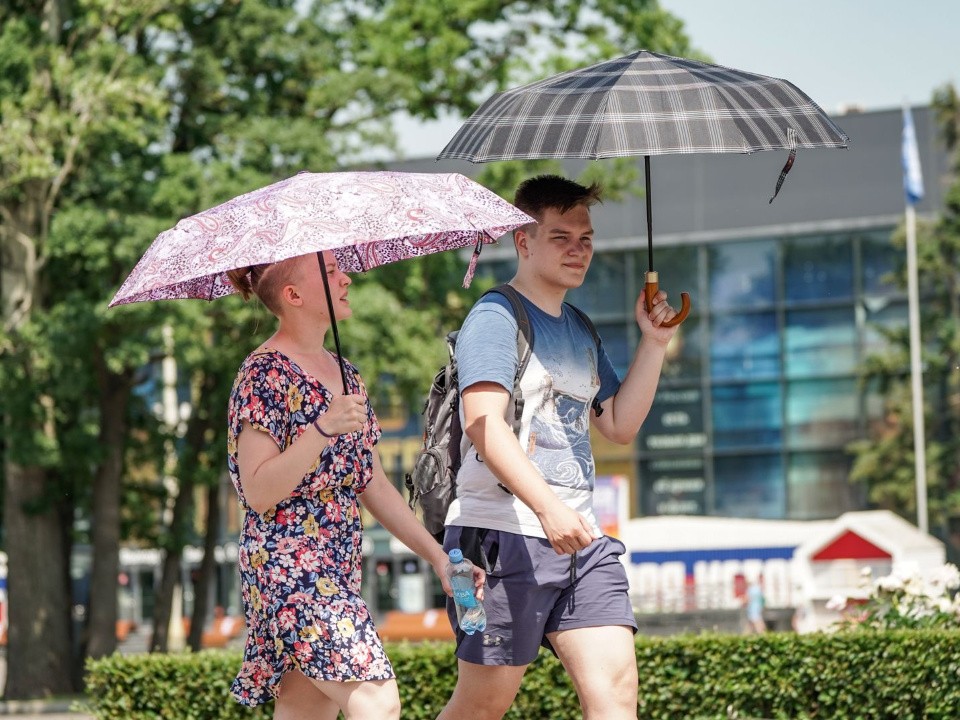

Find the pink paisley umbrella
[[110, 170, 532, 392]]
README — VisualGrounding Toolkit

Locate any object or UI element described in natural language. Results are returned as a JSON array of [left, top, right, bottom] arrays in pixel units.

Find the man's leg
[[548, 625, 638, 720], [540, 536, 639, 719], [438, 528, 552, 719], [436, 660, 528, 720]]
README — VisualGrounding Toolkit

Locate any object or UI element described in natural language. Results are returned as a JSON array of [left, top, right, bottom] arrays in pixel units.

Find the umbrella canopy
[[110, 170, 531, 307], [110, 170, 532, 393], [437, 50, 849, 327], [438, 50, 849, 161]]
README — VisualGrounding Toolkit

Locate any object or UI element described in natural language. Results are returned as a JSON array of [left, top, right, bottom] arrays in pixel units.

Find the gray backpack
[[405, 284, 600, 542]]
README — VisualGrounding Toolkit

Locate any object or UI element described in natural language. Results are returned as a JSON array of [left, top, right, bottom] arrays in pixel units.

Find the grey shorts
[[442, 526, 638, 666]]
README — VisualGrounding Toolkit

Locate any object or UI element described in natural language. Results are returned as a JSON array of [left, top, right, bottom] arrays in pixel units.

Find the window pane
[[784, 234, 854, 302], [712, 382, 782, 449], [864, 381, 885, 425], [788, 452, 859, 519], [713, 454, 785, 518], [708, 239, 777, 310], [711, 312, 780, 380], [567, 251, 628, 316], [639, 456, 707, 516], [863, 300, 907, 354], [640, 387, 706, 453], [784, 307, 857, 377], [595, 321, 631, 378], [661, 316, 703, 382], [786, 378, 860, 448], [475, 259, 514, 285], [861, 229, 900, 298]]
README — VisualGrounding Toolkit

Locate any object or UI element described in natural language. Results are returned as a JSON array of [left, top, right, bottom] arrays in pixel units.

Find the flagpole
[[901, 104, 928, 534], [904, 201, 928, 534]]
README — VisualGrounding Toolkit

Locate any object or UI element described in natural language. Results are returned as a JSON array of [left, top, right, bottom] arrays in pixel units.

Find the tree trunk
[[149, 367, 218, 652], [1, 185, 75, 697], [149, 473, 193, 654], [188, 479, 222, 651], [84, 356, 133, 659], [2, 462, 75, 698]]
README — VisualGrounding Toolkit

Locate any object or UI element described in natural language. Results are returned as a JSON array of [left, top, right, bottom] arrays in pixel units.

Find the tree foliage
[[848, 85, 960, 538]]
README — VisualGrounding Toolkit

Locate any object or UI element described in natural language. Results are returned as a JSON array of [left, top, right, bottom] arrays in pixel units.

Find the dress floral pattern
[[227, 348, 393, 706]]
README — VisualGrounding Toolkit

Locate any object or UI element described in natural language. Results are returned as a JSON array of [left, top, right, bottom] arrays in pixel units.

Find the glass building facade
[[479, 226, 907, 521]]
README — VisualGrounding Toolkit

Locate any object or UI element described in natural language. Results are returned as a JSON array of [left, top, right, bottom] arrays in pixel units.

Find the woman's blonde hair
[[226, 256, 305, 315]]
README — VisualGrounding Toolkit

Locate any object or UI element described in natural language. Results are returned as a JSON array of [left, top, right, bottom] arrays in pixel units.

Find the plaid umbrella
[[438, 50, 850, 326]]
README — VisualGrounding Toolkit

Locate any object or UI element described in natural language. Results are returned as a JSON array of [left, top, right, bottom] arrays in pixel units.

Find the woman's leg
[[306, 676, 401, 720], [273, 670, 341, 720]]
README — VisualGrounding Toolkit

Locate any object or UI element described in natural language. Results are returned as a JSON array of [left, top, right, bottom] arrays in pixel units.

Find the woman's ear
[[280, 283, 303, 307]]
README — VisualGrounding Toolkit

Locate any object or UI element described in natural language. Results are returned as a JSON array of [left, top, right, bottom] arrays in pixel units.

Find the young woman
[[225, 251, 483, 720]]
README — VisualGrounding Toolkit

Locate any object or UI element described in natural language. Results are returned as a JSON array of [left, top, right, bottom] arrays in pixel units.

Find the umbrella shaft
[[317, 252, 350, 394], [645, 155, 653, 273]]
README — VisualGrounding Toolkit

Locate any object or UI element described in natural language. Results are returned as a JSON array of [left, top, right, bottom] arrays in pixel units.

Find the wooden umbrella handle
[[644, 271, 691, 328]]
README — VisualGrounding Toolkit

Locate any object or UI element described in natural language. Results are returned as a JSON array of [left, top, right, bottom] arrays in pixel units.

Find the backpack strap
[[564, 302, 606, 417], [565, 302, 600, 349], [481, 284, 533, 435], [475, 284, 533, 496]]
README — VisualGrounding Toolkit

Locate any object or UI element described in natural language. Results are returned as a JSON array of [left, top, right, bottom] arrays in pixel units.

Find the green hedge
[[85, 631, 960, 719]]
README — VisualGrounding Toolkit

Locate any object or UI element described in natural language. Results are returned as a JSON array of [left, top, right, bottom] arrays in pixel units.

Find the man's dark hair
[[513, 174, 603, 223]]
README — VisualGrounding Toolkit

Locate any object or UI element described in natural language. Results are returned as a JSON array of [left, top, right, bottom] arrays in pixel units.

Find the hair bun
[[226, 267, 255, 300]]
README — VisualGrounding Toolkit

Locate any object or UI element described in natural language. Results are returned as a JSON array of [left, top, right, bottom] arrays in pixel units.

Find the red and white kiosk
[[792, 510, 945, 631], [620, 510, 945, 632]]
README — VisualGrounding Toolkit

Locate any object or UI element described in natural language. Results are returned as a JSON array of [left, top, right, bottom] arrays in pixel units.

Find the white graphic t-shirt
[[444, 291, 621, 538]]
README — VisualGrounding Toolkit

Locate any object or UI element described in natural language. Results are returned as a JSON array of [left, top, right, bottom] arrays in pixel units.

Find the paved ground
[[0, 712, 93, 719], [0, 655, 94, 718], [0, 699, 93, 719]]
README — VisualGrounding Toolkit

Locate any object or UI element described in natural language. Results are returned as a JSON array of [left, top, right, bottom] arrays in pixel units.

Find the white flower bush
[[832, 562, 960, 631]]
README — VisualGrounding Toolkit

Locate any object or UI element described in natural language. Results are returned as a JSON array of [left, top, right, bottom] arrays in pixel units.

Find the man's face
[[522, 204, 594, 289]]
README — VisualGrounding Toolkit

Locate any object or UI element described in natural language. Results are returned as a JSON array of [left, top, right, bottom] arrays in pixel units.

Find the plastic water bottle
[[446, 548, 486, 634]]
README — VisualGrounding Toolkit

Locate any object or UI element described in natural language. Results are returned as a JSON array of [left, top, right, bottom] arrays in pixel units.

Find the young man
[[438, 175, 679, 720]]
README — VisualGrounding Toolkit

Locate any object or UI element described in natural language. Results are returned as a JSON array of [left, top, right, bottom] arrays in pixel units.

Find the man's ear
[[515, 228, 531, 257]]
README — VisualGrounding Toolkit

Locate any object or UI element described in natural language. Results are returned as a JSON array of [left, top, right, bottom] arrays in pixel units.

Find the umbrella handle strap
[[644, 271, 690, 328]]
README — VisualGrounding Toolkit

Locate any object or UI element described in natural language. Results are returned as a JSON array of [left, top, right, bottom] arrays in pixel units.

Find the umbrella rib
[[352, 246, 366, 273]]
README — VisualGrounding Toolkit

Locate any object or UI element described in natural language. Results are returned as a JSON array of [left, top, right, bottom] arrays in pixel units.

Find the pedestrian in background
[[744, 573, 766, 634]]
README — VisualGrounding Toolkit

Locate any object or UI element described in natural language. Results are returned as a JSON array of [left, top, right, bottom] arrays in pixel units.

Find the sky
[[397, 0, 960, 159]]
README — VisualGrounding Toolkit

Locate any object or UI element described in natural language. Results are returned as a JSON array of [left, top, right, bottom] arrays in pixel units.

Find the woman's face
[[311, 251, 353, 321]]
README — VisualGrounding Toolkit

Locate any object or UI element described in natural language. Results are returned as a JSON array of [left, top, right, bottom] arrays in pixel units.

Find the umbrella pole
[[642, 156, 691, 328], [316, 252, 350, 394], [642, 155, 659, 312], [644, 155, 654, 273]]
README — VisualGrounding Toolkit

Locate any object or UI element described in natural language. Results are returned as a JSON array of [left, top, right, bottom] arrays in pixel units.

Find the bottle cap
[[448, 548, 463, 563]]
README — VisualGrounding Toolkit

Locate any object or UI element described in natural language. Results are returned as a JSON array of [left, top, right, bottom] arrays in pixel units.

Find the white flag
[[902, 106, 925, 205]]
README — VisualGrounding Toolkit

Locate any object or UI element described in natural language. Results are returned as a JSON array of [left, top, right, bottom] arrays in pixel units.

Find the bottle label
[[450, 576, 478, 608]]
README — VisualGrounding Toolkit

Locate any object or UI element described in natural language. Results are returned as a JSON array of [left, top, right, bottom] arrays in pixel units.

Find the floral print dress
[[227, 348, 393, 706]]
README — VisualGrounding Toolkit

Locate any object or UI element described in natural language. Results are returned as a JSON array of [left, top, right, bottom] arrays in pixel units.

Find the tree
[[848, 85, 960, 541], [0, 1, 168, 694]]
